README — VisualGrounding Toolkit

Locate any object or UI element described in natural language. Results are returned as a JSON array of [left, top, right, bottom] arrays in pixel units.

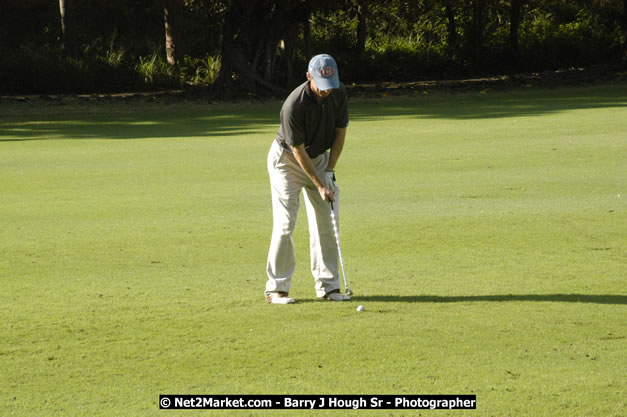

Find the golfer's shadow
[[354, 294, 627, 305]]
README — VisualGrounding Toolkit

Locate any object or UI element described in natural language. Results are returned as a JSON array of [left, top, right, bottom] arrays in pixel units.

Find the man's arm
[[326, 127, 346, 171], [290, 144, 335, 202]]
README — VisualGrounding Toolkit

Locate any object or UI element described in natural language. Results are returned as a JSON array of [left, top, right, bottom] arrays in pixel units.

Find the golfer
[[265, 54, 350, 304]]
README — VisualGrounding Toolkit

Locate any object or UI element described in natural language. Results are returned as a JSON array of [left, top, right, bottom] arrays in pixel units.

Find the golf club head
[[345, 287, 353, 296]]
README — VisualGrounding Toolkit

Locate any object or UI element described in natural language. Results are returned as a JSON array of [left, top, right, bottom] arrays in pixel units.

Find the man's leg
[[302, 152, 341, 298], [266, 142, 305, 295]]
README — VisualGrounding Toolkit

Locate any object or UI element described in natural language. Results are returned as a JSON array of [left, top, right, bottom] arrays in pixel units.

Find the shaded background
[[1, 0, 626, 95]]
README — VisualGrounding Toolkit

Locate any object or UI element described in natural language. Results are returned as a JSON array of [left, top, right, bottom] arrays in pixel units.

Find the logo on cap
[[320, 66, 334, 78]]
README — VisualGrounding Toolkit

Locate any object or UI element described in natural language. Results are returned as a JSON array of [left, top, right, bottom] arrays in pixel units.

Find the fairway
[[1, 84, 626, 416]]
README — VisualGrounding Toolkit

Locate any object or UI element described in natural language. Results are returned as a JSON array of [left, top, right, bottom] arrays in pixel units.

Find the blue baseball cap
[[308, 54, 340, 90]]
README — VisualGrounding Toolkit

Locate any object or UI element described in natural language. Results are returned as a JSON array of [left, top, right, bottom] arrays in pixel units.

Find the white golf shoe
[[265, 292, 295, 304], [324, 290, 351, 301]]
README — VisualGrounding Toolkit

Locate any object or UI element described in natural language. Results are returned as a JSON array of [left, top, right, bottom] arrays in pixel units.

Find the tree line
[[1, 0, 625, 95]]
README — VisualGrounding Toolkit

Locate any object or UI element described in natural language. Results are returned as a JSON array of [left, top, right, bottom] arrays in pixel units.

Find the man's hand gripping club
[[290, 144, 335, 202]]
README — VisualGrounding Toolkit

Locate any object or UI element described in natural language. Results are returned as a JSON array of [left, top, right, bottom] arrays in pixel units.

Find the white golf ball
[[356, 305, 365, 312]]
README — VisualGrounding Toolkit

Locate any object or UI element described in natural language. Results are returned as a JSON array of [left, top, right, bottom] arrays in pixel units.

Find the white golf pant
[[266, 140, 340, 298]]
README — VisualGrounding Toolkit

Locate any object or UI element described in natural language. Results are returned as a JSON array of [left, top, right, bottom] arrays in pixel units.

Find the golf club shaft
[[330, 202, 349, 292]]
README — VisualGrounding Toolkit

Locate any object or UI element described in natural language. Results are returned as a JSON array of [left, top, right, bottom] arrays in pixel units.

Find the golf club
[[330, 201, 353, 296]]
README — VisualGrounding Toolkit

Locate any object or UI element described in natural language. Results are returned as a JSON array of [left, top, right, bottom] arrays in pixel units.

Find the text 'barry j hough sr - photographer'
[[158, 395, 477, 410]]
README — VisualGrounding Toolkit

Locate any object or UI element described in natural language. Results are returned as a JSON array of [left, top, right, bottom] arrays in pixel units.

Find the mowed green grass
[[1, 85, 625, 417]]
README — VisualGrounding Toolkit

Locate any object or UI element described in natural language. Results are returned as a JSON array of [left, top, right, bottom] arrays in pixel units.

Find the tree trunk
[[470, 0, 486, 69], [263, 3, 290, 82], [58, 0, 73, 52], [59, 0, 67, 39], [163, 0, 182, 66], [444, 1, 457, 52], [356, 0, 368, 55], [303, 1, 313, 59], [510, 0, 523, 64], [215, 0, 238, 90], [281, 24, 298, 87]]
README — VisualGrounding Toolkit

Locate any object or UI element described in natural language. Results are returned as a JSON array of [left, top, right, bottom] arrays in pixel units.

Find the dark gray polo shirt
[[276, 81, 349, 158]]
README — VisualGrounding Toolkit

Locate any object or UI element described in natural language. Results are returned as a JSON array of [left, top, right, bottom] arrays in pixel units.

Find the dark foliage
[[0, 0, 625, 94]]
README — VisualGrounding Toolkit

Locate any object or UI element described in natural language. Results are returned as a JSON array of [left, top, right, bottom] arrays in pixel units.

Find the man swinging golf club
[[265, 54, 351, 304]]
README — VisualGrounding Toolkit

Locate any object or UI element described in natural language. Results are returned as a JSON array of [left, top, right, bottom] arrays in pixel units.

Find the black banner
[[159, 395, 476, 410]]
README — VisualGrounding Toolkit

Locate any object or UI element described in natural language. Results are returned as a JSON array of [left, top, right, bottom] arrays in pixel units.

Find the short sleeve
[[280, 102, 306, 147]]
